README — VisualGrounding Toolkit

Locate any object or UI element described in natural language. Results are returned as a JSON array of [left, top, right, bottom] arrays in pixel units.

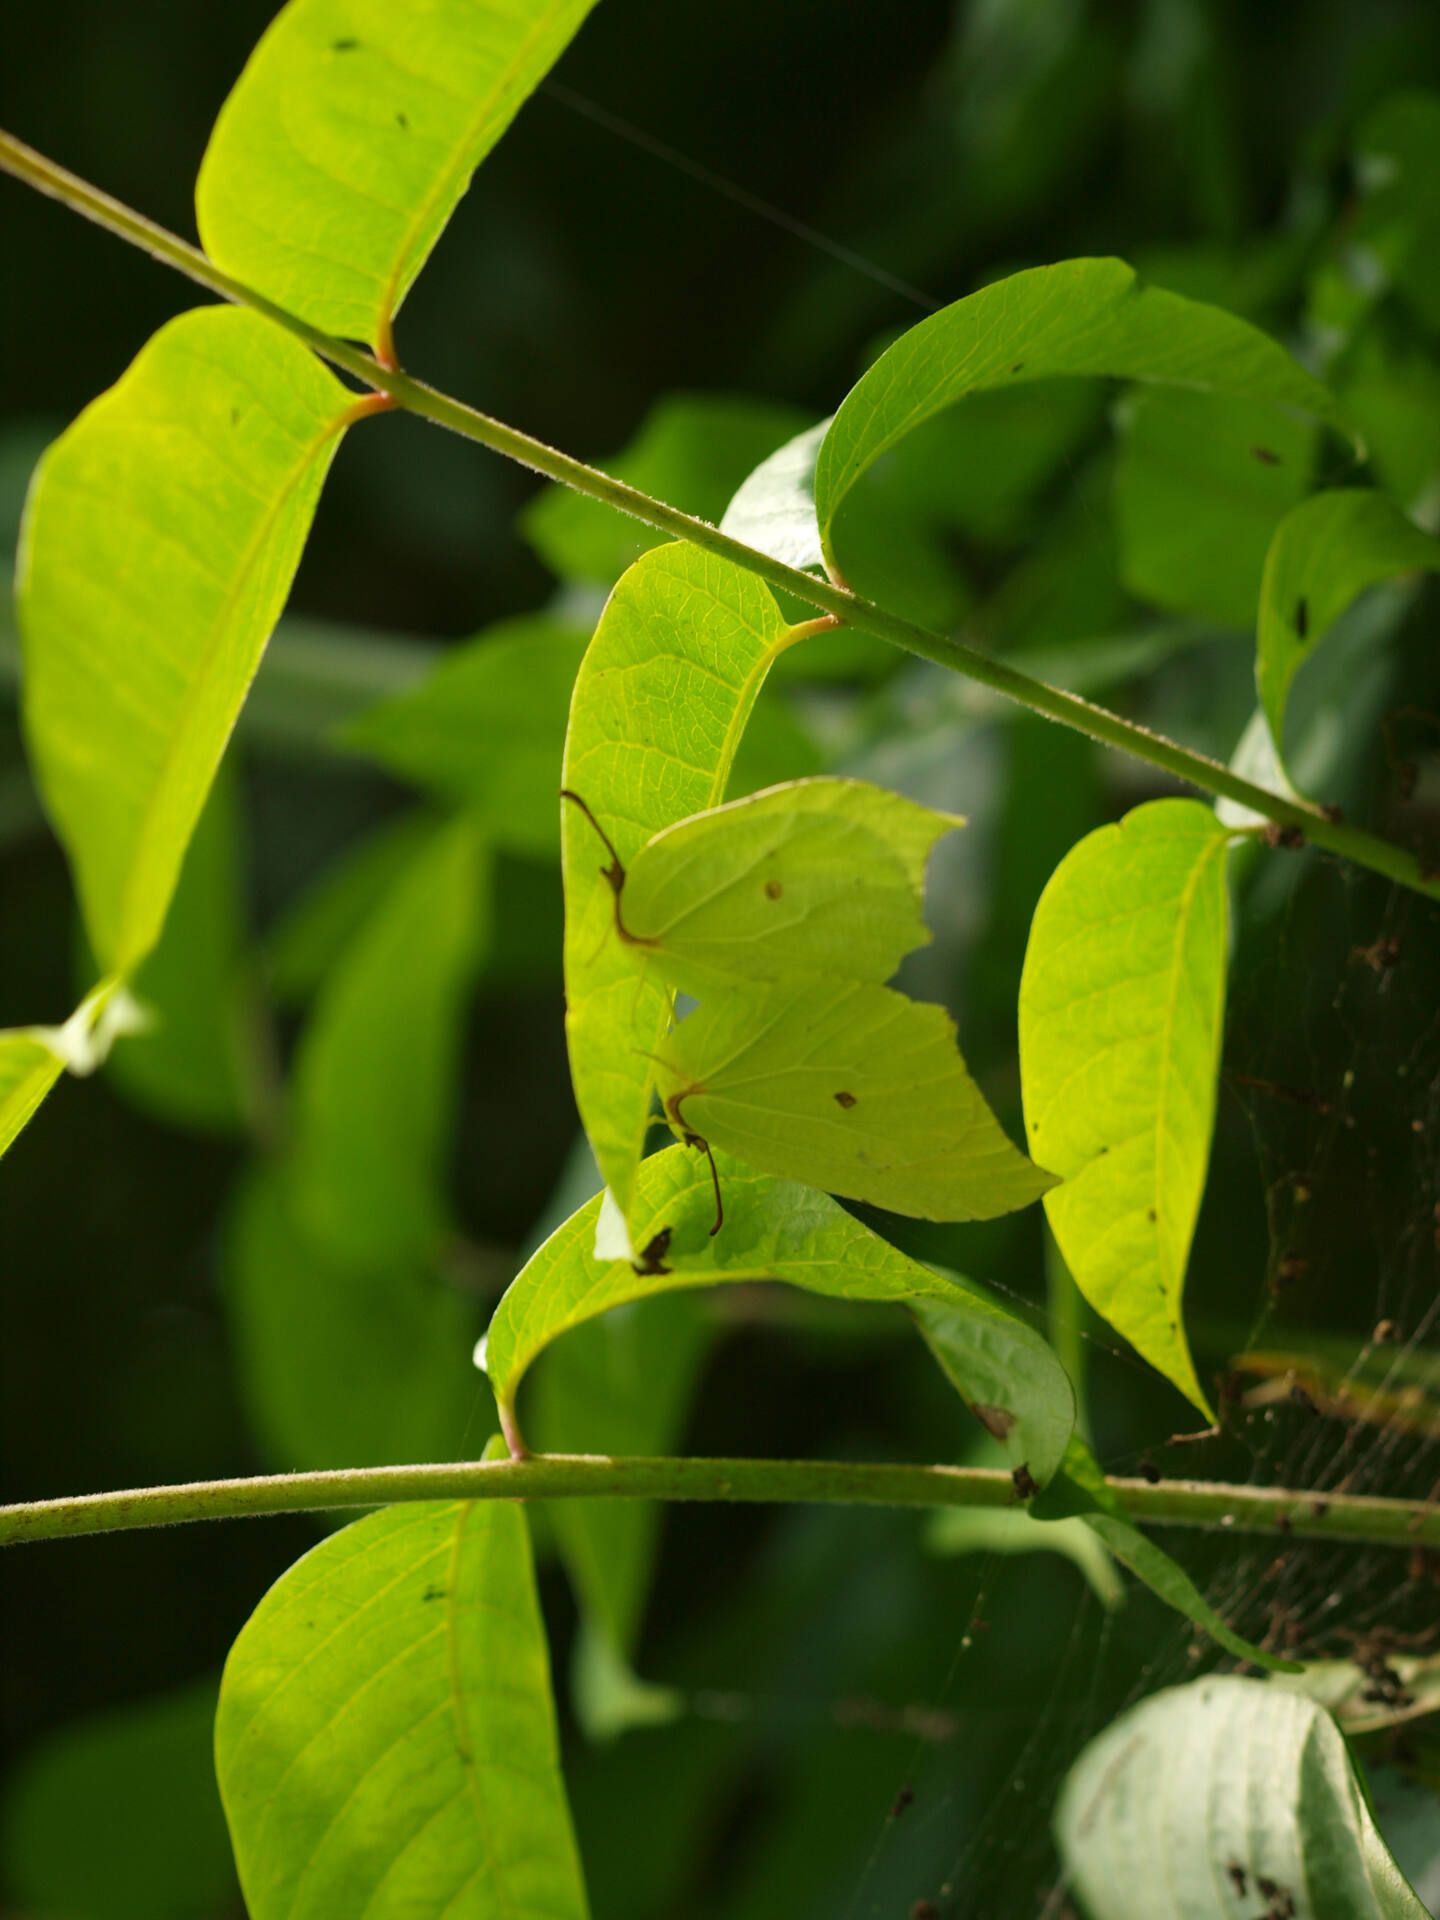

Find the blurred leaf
[[911, 1282, 1076, 1485], [1285, 1654, 1440, 1737], [216, 1493, 589, 1920], [1034, 1441, 1290, 1667], [568, 1625, 685, 1744], [341, 616, 587, 855], [1340, 330, 1440, 517], [653, 973, 1053, 1224], [1256, 490, 1440, 762], [530, 1290, 714, 1663], [0, 1030, 65, 1156], [812, 258, 1346, 569], [560, 543, 796, 1223], [225, 1161, 481, 1471], [610, 776, 961, 994], [1055, 1675, 1426, 1916], [925, 1497, 1123, 1609], [1114, 386, 1315, 626], [262, 808, 439, 1007], [0, 1677, 237, 1920], [288, 810, 488, 1272], [1352, 92, 1440, 334], [482, 1142, 1074, 1483], [197, 0, 601, 353], [18, 307, 352, 975], [102, 767, 253, 1135], [1019, 799, 1231, 1414], [526, 393, 808, 584]]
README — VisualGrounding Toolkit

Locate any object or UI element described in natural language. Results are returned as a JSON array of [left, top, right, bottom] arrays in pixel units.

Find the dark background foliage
[[5, 3, 1440, 1915]]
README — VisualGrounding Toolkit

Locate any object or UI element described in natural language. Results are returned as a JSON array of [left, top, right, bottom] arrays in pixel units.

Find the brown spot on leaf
[[833, 1090, 857, 1108], [764, 878, 783, 899], [973, 1404, 1015, 1441]]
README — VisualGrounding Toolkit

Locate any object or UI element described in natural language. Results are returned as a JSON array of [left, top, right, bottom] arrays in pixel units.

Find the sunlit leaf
[[1256, 490, 1440, 762], [18, 306, 353, 975], [1032, 1440, 1290, 1668], [341, 617, 588, 856], [1055, 1674, 1426, 1917], [525, 393, 808, 585], [288, 810, 489, 1272], [601, 776, 960, 994], [196, 0, 601, 354], [216, 1491, 590, 1920], [560, 543, 800, 1221], [0, 1677, 237, 1920], [718, 419, 830, 571], [811, 258, 1345, 570], [225, 1163, 482, 1472], [1019, 799, 1231, 1414], [654, 973, 1053, 1224], [1114, 386, 1314, 627], [482, 1143, 1074, 1486], [102, 766, 252, 1135], [0, 1031, 65, 1158]]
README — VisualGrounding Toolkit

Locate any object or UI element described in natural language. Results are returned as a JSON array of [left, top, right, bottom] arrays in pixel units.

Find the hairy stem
[[2, 128, 1436, 904], [1, 1453, 1436, 1550]]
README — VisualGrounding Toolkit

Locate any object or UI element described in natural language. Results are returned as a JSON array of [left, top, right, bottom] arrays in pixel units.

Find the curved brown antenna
[[668, 1090, 724, 1237], [560, 789, 657, 946]]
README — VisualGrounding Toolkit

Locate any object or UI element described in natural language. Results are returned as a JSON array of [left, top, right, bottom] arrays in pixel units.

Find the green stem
[[0, 1453, 1435, 1550], [3, 128, 1437, 904]]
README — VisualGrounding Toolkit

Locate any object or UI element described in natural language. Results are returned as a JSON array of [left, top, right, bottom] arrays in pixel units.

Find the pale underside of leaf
[[810, 258, 1346, 567], [717, 417, 831, 570], [196, 0, 601, 350], [560, 543, 798, 1221], [483, 1143, 1074, 1484], [18, 306, 352, 976], [1257, 488, 1440, 763], [216, 1496, 589, 1920], [656, 973, 1055, 1224], [1056, 1675, 1427, 1920], [1020, 800, 1231, 1414], [621, 776, 961, 993]]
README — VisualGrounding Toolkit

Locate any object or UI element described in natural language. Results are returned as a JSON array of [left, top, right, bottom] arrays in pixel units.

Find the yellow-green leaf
[[1019, 799, 1231, 1414], [560, 543, 799, 1222], [18, 307, 353, 976], [216, 1493, 589, 1920], [196, 0, 601, 354], [482, 1143, 1074, 1486]]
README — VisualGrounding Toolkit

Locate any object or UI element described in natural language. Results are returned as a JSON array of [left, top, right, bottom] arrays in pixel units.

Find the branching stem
[[2, 124, 1436, 906], [1, 1454, 1436, 1551]]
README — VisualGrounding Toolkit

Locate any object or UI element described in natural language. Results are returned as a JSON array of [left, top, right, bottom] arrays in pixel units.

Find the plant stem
[[2, 128, 1437, 904], [1, 1453, 1435, 1551]]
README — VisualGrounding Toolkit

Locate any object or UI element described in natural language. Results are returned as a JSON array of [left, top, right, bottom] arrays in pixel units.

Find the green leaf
[[1351, 91, 1440, 335], [560, 542, 797, 1221], [608, 776, 961, 994], [216, 1494, 589, 1920], [925, 1453, 1123, 1609], [718, 419, 829, 571], [0, 1031, 65, 1158], [1032, 1440, 1291, 1669], [0, 1678, 238, 1920], [196, 0, 601, 355], [813, 258, 1346, 568], [1055, 1674, 1427, 1917], [524, 393, 808, 585], [910, 1284, 1075, 1487], [653, 973, 1054, 1224], [18, 306, 353, 975], [1256, 491, 1440, 761], [288, 810, 488, 1272], [1114, 386, 1315, 627], [482, 1142, 1074, 1486], [1019, 798, 1231, 1414], [341, 617, 588, 856], [102, 766, 253, 1135], [225, 1163, 481, 1472]]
